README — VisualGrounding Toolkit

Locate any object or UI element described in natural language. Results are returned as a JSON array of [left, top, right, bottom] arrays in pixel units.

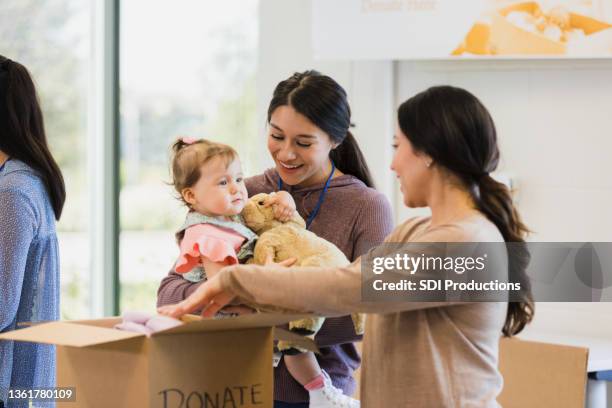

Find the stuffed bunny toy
[[241, 193, 365, 352]]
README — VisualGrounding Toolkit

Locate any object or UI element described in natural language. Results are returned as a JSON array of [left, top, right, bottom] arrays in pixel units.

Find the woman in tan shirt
[[159, 85, 535, 407]]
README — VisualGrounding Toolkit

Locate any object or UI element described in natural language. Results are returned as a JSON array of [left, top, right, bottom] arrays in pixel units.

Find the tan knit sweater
[[220, 213, 507, 407]]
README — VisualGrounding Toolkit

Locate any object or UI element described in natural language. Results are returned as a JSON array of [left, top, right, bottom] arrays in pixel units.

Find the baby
[[169, 137, 359, 408]]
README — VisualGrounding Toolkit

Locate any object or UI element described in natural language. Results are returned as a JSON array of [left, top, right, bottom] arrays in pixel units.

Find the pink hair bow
[[181, 136, 198, 145]]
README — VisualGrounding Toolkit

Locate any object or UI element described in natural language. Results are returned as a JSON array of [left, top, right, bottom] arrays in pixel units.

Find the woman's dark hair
[[0, 55, 65, 220], [268, 70, 375, 188], [397, 85, 534, 337]]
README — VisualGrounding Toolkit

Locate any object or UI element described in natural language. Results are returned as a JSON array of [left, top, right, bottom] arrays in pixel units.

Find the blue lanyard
[[278, 162, 335, 230]]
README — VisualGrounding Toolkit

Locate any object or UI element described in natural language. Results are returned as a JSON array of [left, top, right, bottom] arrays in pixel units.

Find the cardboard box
[[498, 337, 589, 407], [0, 313, 316, 408], [490, 1, 612, 55]]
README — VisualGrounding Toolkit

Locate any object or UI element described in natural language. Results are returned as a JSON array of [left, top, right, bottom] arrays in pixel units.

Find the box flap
[[1, 313, 321, 348], [0, 321, 144, 347], [498, 337, 588, 407], [155, 312, 314, 336], [70, 317, 123, 328], [274, 327, 319, 353]]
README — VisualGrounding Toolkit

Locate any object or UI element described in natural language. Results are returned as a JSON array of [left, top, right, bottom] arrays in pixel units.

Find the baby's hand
[[264, 191, 296, 222]]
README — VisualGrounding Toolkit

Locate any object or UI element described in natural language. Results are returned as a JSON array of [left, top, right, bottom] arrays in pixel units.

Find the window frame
[[89, 0, 120, 316]]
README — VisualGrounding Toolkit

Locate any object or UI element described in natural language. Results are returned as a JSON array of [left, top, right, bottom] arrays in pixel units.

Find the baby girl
[[167, 137, 358, 408]]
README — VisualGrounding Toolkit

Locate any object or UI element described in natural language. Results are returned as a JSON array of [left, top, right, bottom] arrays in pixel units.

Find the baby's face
[[183, 157, 248, 217]]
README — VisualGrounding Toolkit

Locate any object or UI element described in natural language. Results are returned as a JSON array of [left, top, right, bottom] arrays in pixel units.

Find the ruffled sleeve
[[175, 224, 243, 274]]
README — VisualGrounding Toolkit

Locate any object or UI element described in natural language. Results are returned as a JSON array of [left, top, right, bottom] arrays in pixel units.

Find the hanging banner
[[312, 0, 612, 59]]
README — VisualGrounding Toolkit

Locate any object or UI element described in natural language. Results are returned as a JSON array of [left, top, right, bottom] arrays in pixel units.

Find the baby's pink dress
[[175, 224, 247, 273]]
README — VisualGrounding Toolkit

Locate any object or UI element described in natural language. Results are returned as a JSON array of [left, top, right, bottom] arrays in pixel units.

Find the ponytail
[[397, 85, 535, 337], [0, 56, 65, 220], [171, 136, 201, 153], [476, 175, 534, 336], [330, 131, 375, 188]]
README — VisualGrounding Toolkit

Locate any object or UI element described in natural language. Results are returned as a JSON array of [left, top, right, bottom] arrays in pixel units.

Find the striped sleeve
[[157, 268, 204, 308]]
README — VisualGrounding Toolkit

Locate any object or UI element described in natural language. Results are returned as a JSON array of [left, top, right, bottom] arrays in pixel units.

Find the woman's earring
[[426, 160, 433, 168]]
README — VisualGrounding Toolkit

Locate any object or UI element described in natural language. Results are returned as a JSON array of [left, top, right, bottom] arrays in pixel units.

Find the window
[[119, 0, 259, 312], [0, 0, 94, 319]]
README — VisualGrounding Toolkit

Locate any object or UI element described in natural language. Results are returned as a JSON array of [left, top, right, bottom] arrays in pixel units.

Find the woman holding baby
[[160, 82, 535, 407], [157, 70, 394, 408]]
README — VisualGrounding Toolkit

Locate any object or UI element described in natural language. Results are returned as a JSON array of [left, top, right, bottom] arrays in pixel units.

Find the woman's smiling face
[[267, 105, 336, 188]]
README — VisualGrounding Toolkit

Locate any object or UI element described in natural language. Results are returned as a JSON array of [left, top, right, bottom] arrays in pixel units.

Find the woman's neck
[[427, 179, 478, 228], [295, 160, 343, 189]]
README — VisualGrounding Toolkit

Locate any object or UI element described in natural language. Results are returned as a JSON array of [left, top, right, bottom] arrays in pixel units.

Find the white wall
[[259, 1, 612, 237], [394, 62, 612, 404], [257, 0, 396, 203], [395, 60, 612, 243], [258, 0, 612, 402]]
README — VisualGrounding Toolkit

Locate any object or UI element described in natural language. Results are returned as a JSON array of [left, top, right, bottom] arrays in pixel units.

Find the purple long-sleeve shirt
[[157, 168, 394, 402]]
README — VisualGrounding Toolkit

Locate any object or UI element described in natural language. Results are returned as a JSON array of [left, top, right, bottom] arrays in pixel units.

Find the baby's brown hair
[[170, 138, 239, 207]]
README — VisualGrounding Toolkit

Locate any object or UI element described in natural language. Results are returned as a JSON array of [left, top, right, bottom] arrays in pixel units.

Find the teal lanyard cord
[[278, 162, 335, 230]]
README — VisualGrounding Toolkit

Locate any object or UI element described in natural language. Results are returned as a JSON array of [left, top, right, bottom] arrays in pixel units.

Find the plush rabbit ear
[[287, 210, 306, 229]]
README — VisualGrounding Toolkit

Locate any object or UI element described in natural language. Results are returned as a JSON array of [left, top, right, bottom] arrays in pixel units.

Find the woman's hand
[[157, 257, 295, 319], [157, 275, 235, 318], [264, 254, 296, 267], [265, 191, 296, 222]]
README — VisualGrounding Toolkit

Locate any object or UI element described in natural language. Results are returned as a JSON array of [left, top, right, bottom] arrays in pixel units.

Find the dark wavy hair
[[268, 70, 375, 188], [0, 55, 65, 220], [397, 85, 534, 336]]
